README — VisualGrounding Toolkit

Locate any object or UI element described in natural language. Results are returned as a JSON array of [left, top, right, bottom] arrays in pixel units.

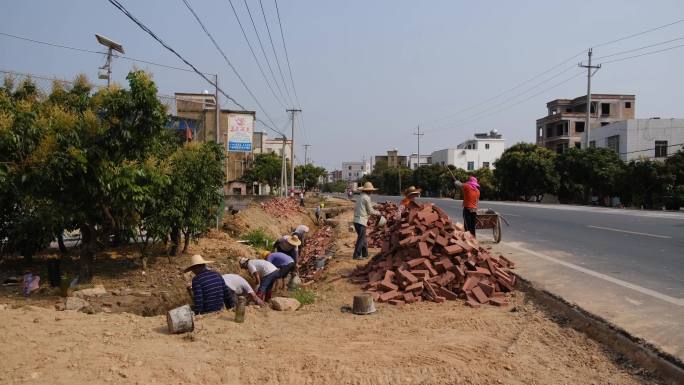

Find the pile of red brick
[[351, 201, 515, 308], [259, 197, 304, 218], [367, 202, 399, 248], [298, 225, 334, 283]]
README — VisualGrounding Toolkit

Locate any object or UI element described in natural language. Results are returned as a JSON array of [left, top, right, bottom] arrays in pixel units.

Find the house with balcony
[[536, 94, 635, 153]]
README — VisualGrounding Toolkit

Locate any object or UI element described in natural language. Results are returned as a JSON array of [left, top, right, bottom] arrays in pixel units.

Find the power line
[[242, 0, 290, 105], [593, 19, 684, 49], [258, 0, 292, 105], [225, 0, 285, 108], [594, 35, 684, 60], [619, 141, 684, 155], [274, 0, 301, 107], [600, 43, 684, 65], [106, 0, 283, 135]]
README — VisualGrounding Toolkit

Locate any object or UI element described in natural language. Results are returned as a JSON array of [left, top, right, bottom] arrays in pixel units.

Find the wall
[[592, 119, 684, 161]]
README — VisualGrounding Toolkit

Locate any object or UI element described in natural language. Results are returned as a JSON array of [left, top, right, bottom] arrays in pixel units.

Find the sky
[[1, 0, 683, 171]]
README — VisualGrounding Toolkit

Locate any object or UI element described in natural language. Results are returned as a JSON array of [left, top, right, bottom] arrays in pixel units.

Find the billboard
[[227, 112, 254, 152]]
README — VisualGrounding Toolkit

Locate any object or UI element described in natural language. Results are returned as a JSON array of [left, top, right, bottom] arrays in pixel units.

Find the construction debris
[[298, 225, 335, 283], [367, 201, 399, 248], [259, 197, 305, 218], [351, 201, 515, 307]]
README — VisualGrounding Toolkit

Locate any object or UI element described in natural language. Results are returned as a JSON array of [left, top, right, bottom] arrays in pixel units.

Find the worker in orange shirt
[[454, 176, 480, 237], [397, 186, 421, 218]]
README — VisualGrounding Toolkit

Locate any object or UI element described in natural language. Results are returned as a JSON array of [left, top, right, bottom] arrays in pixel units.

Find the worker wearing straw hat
[[398, 186, 421, 217], [184, 254, 235, 314], [273, 233, 302, 262], [352, 182, 382, 260]]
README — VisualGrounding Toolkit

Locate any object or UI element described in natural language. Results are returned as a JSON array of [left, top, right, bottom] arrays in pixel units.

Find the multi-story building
[[590, 118, 684, 161], [407, 153, 432, 169], [536, 94, 635, 153], [252, 132, 293, 162], [431, 130, 505, 171], [374, 149, 408, 169], [325, 170, 343, 183], [341, 161, 371, 181]]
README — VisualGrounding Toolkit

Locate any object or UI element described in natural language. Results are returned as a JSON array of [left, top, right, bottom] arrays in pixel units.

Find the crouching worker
[[222, 273, 265, 306], [239, 257, 279, 301], [273, 234, 301, 262], [265, 251, 296, 289], [185, 254, 235, 314], [292, 224, 310, 246]]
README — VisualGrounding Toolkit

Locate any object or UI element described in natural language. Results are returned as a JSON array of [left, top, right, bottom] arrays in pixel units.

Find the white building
[[253, 132, 292, 162], [407, 153, 432, 169], [341, 161, 371, 181], [590, 118, 684, 161], [431, 130, 505, 171]]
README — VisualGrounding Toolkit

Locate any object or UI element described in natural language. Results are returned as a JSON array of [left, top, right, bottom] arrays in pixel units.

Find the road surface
[[369, 194, 684, 361]]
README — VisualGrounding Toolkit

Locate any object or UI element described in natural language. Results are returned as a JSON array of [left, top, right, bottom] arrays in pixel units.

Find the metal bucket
[[166, 304, 194, 334]]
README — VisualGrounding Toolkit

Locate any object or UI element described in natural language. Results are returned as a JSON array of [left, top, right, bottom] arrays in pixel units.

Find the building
[[407, 153, 432, 169], [374, 149, 408, 169], [174, 92, 219, 142], [341, 161, 371, 181], [590, 118, 684, 161], [252, 132, 293, 162], [536, 94, 635, 153], [431, 130, 505, 171], [328, 170, 343, 182]]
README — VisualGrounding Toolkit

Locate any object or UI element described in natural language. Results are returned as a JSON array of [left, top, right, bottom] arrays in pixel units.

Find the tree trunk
[[170, 226, 180, 256], [78, 224, 96, 283], [57, 232, 68, 254], [182, 231, 191, 254]]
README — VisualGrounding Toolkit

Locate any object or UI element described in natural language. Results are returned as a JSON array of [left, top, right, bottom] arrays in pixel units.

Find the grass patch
[[243, 228, 274, 249], [290, 288, 316, 305]]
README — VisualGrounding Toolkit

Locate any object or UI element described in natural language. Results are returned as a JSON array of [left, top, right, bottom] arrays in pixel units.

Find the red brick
[[378, 280, 398, 292], [465, 299, 480, 308], [435, 286, 459, 300], [425, 282, 439, 299], [433, 296, 445, 303], [404, 281, 423, 292], [399, 236, 417, 246], [471, 286, 489, 304], [403, 292, 416, 303], [397, 269, 418, 284], [477, 282, 495, 298], [410, 269, 430, 280], [439, 257, 454, 271], [422, 260, 438, 276], [379, 290, 400, 302], [435, 235, 448, 247], [462, 276, 479, 291], [437, 271, 456, 286], [466, 267, 492, 276], [383, 270, 396, 282], [423, 212, 439, 225], [418, 242, 430, 258], [444, 244, 464, 255], [406, 258, 427, 268]]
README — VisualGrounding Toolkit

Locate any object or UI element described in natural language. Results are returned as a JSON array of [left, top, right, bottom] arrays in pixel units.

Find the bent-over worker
[[454, 175, 480, 237], [185, 254, 235, 314], [222, 273, 265, 306], [266, 251, 296, 289], [273, 234, 301, 262], [292, 224, 310, 246], [239, 257, 280, 301], [398, 186, 421, 218], [352, 182, 381, 260]]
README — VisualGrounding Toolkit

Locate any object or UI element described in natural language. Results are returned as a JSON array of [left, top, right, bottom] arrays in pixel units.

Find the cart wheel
[[493, 217, 502, 243]]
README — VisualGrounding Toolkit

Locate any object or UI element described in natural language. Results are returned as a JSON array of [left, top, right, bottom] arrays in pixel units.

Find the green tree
[[555, 148, 625, 204], [295, 163, 326, 190], [243, 152, 283, 194], [321, 180, 348, 193], [664, 149, 684, 209], [494, 143, 559, 201], [411, 164, 444, 197], [622, 158, 674, 209]]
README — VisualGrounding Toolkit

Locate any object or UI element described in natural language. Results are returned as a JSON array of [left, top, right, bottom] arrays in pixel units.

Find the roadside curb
[[515, 274, 684, 385]]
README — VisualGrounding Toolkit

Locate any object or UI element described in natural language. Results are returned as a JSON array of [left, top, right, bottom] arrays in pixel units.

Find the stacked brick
[[367, 202, 399, 248], [351, 201, 515, 308], [298, 225, 334, 283], [259, 197, 305, 218]]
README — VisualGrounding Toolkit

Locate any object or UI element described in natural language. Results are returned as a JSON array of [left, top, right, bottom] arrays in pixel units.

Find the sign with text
[[227, 112, 254, 152]]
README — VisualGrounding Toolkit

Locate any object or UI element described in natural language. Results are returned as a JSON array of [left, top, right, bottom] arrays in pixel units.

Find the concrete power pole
[[286, 108, 301, 195], [579, 48, 601, 149], [303, 144, 311, 165], [413, 125, 424, 169], [215, 75, 220, 142], [281, 136, 288, 196]]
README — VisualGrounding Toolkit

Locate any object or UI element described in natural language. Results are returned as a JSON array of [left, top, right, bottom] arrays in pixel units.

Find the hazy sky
[[2, 1, 683, 170]]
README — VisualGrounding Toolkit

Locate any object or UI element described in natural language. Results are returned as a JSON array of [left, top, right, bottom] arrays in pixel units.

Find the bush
[[243, 228, 274, 249], [290, 288, 315, 305]]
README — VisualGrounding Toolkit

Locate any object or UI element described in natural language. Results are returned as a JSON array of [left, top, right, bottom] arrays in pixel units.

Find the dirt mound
[[223, 199, 314, 241]]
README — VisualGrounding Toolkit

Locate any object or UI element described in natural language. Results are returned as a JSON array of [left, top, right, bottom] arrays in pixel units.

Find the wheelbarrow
[[474, 209, 510, 243]]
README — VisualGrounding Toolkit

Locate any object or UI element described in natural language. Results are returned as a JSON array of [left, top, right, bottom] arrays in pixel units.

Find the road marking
[[506, 242, 684, 306], [587, 225, 672, 239]]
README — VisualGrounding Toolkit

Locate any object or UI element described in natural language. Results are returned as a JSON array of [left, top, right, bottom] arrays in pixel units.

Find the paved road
[[374, 195, 684, 299]]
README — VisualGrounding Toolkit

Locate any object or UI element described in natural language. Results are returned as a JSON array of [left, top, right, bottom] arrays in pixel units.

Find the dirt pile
[[351, 200, 515, 307], [259, 197, 305, 218], [297, 225, 334, 283]]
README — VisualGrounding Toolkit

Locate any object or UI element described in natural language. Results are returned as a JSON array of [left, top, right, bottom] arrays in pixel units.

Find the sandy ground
[[0, 204, 659, 385]]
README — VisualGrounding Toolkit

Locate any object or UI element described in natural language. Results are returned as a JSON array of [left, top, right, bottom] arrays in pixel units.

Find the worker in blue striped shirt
[[185, 254, 235, 314]]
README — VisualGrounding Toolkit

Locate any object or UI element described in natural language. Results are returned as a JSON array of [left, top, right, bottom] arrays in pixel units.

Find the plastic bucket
[[166, 305, 194, 334]]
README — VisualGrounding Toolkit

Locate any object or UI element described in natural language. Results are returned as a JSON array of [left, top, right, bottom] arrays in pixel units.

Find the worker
[[398, 186, 421, 217], [315, 204, 323, 224], [184, 254, 235, 314], [265, 251, 296, 289], [352, 181, 381, 260], [454, 175, 480, 237], [273, 234, 301, 262], [221, 273, 265, 306], [239, 257, 280, 301], [292, 224, 310, 246], [299, 191, 305, 207]]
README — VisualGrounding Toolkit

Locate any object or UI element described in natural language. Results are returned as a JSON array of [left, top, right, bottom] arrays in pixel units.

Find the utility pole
[[413, 125, 424, 169], [280, 136, 288, 196], [214, 74, 220, 143], [286, 108, 301, 195], [303, 144, 311, 165], [579, 48, 601, 149]]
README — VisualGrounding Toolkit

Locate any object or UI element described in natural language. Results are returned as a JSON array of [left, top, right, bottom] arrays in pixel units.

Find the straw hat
[[287, 234, 302, 247], [239, 257, 249, 267], [358, 181, 378, 192], [259, 250, 270, 259], [184, 254, 213, 272], [403, 186, 421, 197]]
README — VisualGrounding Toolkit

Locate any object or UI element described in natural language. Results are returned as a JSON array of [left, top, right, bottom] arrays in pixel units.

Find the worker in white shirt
[[239, 257, 280, 301], [221, 273, 265, 306], [352, 182, 381, 260]]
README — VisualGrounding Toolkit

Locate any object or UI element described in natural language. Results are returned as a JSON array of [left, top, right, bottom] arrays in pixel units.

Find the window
[[538, 127, 543, 138], [467, 161, 474, 171], [565, 108, 572, 113], [589, 141, 596, 148], [546, 126, 554, 137], [574, 142, 581, 149], [601, 122, 610, 126], [601, 103, 610, 116], [348, 166, 352, 170], [555, 143, 567, 154], [485, 143, 490, 149], [483, 162, 490, 169], [606, 135, 619, 153], [625, 102, 632, 108], [575, 121, 585, 133], [655, 141, 668, 157]]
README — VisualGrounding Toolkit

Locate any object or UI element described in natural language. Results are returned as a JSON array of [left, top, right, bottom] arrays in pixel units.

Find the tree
[[555, 148, 625, 204], [473, 167, 497, 200], [411, 164, 444, 197], [295, 163, 326, 190], [243, 152, 282, 194], [665, 149, 684, 209], [622, 158, 674, 209], [494, 143, 559, 201], [321, 180, 348, 193]]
